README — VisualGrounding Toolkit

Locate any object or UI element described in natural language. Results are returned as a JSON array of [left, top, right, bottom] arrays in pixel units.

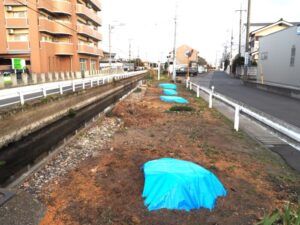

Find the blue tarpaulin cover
[[159, 83, 177, 90], [160, 96, 189, 104], [142, 158, 227, 211], [163, 89, 178, 96]]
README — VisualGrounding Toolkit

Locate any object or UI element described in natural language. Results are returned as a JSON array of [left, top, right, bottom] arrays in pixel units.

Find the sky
[[100, 0, 300, 65]]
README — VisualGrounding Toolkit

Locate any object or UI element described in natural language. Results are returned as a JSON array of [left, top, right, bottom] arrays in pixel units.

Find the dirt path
[[38, 80, 300, 225]]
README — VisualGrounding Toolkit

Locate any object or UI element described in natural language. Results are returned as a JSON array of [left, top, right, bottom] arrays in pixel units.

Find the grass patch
[[169, 105, 194, 112], [134, 88, 142, 93], [198, 143, 219, 156]]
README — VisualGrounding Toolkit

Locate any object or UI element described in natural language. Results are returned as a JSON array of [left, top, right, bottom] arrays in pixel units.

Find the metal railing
[[186, 80, 300, 151], [0, 71, 147, 108]]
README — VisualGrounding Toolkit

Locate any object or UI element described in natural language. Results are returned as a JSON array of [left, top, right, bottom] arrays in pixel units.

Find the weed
[[169, 105, 194, 112], [134, 88, 142, 93], [227, 165, 236, 172], [68, 108, 76, 118], [0, 161, 6, 167], [198, 143, 219, 156], [189, 131, 202, 141], [255, 200, 300, 225], [209, 165, 218, 171]]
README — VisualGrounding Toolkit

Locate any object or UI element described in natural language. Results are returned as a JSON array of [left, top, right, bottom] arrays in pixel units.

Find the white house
[[258, 25, 300, 89]]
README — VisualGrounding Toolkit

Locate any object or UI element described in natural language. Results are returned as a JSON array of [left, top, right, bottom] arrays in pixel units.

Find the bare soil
[[38, 81, 300, 225]]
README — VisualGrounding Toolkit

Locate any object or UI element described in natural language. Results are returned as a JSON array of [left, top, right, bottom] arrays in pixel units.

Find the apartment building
[[0, 0, 103, 74]]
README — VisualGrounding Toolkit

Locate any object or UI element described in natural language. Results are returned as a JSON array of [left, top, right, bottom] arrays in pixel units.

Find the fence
[[0, 70, 147, 109], [0, 68, 124, 89], [235, 66, 258, 80], [186, 80, 300, 151]]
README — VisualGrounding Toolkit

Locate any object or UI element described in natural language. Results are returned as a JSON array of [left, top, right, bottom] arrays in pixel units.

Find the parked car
[[176, 65, 198, 76]]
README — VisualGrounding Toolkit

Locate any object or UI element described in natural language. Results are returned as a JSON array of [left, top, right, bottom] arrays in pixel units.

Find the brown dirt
[[38, 81, 300, 225]]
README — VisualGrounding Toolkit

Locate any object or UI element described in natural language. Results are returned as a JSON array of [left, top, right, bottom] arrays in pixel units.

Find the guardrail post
[[82, 80, 85, 89], [42, 87, 47, 98], [59, 83, 63, 95], [234, 105, 240, 131], [72, 81, 76, 92], [19, 91, 25, 105], [97, 78, 100, 86], [197, 86, 200, 98], [90, 79, 93, 87], [186, 80, 189, 89], [209, 86, 214, 108], [189, 82, 192, 90]]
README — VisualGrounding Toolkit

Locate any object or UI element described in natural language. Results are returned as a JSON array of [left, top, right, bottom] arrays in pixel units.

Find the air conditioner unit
[[8, 29, 14, 34], [7, 6, 13, 11]]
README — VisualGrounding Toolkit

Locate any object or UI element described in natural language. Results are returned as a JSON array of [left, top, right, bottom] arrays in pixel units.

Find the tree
[[232, 54, 244, 74], [197, 56, 207, 66]]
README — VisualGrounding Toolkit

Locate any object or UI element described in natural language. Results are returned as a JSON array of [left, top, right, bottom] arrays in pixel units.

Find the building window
[[80, 58, 87, 71], [290, 45, 296, 67], [90, 60, 96, 71]]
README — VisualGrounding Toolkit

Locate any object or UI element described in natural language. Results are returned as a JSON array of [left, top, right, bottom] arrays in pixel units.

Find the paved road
[[192, 71, 300, 128]]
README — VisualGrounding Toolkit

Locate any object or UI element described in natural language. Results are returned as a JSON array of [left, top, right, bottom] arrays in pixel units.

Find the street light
[[108, 22, 125, 68]]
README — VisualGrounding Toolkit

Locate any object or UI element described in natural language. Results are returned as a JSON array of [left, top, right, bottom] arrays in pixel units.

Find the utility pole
[[172, 2, 178, 83], [109, 24, 112, 68], [128, 39, 132, 62], [235, 6, 246, 56], [244, 0, 251, 80]]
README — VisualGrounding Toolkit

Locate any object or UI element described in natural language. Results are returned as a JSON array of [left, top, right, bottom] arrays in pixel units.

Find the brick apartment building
[[0, 0, 103, 74]]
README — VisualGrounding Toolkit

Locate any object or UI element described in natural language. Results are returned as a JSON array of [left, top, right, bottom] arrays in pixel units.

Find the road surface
[[192, 71, 300, 128]]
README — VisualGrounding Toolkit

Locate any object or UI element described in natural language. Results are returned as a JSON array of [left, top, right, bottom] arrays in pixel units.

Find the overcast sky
[[100, 0, 300, 65]]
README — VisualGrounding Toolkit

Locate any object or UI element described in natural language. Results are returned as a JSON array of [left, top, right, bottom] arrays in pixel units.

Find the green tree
[[197, 56, 207, 66]]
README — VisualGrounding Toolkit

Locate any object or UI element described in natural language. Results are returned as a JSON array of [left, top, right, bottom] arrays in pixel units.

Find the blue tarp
[[159, 83, 177, 90], [160, 96, 189, 104], [142, 158, 227, 211], [163, 89, 178, 96]]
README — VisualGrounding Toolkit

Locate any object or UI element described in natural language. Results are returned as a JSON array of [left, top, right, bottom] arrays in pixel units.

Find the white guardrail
[[186, 80, 300, 150], [0, 71, 147, 108]]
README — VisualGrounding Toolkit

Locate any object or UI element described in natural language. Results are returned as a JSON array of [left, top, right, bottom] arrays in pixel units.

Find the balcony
[[7, 41, 30, 53], [39, 17, 72, 35], [78, 44, 102, 56], [6, 17, 28, 27], [38, 0, 72, 15], [4, 0, 27, 5], [40, 41, 73, 55], [77, 24, 102, 41], [251, 41, 259, 53], [55, 43, 73, 55], [89, 0, 101, 11], [76, 4, 102, 26]]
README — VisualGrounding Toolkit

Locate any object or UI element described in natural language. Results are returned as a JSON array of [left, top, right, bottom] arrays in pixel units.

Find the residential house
[[249, 19, 297, 62], [259, 25, 300, 89]]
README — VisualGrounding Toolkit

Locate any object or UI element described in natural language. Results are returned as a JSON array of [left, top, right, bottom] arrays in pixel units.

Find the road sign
[[11, 58, 26, 70]]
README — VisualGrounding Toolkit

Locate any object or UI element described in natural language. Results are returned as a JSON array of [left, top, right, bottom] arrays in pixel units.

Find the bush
[[169, 106, 194, 112], [68, 108, 76, 118]]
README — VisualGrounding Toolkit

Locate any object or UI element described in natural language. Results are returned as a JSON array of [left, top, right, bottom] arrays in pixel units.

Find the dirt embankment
[[37, 81, 300, 225]]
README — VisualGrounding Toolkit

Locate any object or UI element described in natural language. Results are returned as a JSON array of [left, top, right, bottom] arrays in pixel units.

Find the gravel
[[19, 116, 123, 198]]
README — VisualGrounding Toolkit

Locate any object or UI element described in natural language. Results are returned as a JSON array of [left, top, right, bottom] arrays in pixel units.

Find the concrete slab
[[0, 191, 45, 225]]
